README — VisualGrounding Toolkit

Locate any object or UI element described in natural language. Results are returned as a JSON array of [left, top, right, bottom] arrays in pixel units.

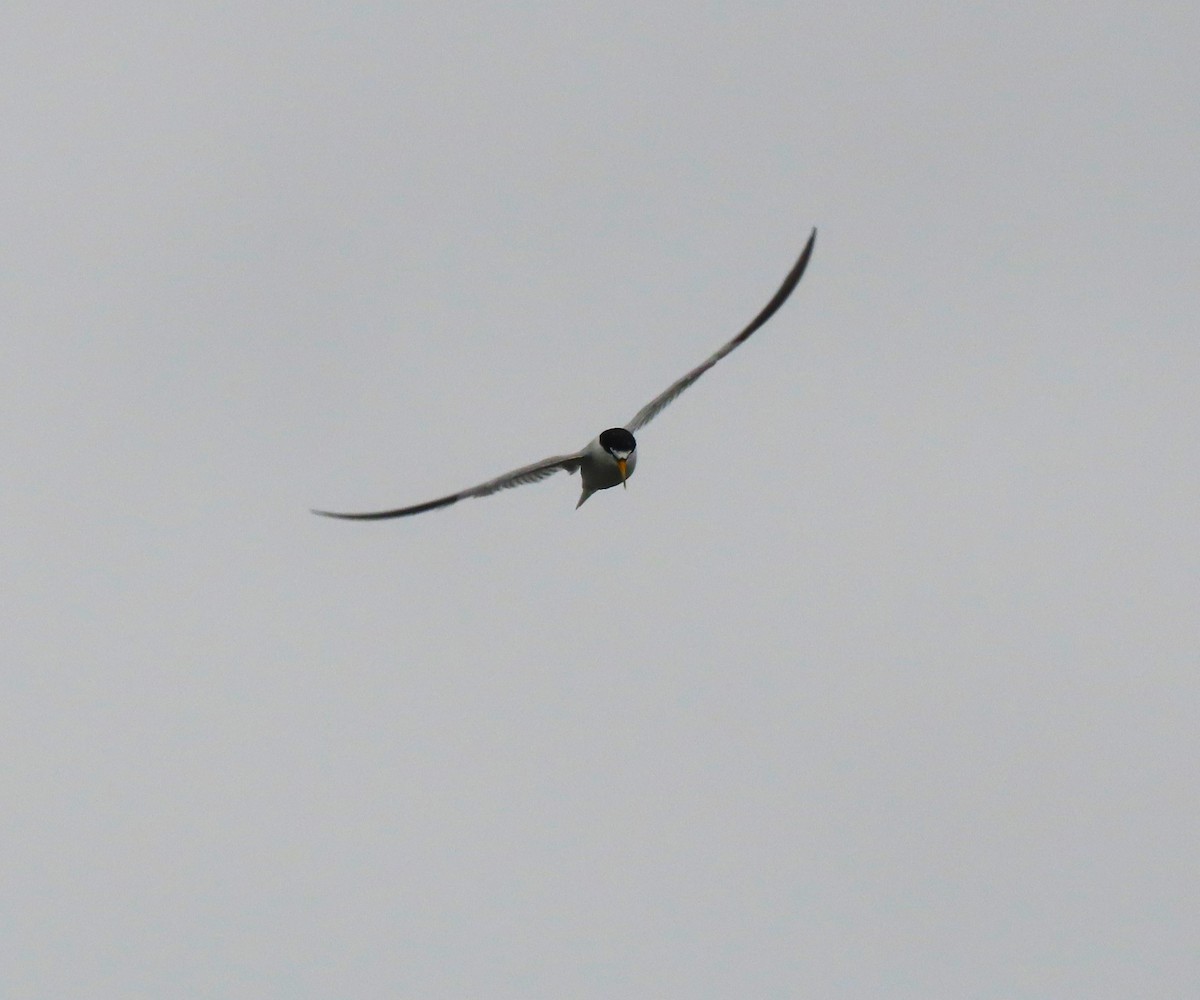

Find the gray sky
[[4, 4, 1198, 998]]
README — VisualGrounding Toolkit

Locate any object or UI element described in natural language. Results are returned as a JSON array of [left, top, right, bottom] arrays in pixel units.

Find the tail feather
[[575, 488, 594, 509]]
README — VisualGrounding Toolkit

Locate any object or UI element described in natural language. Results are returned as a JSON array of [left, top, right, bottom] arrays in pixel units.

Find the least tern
[[314, 228, 815, 520]]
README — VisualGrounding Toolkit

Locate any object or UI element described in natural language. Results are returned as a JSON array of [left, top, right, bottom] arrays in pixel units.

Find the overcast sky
[[4, 4, 1198, 998]]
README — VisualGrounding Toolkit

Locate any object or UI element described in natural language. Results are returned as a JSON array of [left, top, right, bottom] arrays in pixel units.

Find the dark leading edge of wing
[[311, 451, 583, 521], [625, 227, 816, 433]]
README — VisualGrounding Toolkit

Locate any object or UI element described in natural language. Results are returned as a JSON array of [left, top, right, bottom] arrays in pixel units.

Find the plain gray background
[[4, 4, 1198, 998]]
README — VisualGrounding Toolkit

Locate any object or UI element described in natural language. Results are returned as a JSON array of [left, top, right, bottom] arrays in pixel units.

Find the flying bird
[[313, 228, 816, 520]]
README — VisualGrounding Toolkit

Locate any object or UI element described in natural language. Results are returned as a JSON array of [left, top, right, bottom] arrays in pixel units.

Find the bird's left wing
[[625, 228, 816, 433], [312, 450, 584, 520]]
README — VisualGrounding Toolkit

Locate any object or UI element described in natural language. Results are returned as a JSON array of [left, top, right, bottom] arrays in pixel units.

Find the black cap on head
[[599, 427, 636, 454]]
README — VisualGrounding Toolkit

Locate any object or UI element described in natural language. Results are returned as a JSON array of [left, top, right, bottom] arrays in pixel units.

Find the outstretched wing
[[625, 228, 816, 433], [312, 450, 584, 521]]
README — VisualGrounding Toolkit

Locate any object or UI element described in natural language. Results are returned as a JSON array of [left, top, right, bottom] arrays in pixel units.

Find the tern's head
[[599, 427, 636, 486]]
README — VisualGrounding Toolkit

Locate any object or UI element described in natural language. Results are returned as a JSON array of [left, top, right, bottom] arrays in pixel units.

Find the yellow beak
[[617, 457, 627, 488]]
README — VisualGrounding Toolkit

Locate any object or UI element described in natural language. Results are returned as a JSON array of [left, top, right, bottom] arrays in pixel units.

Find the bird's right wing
[[312, 450, 585, 520]]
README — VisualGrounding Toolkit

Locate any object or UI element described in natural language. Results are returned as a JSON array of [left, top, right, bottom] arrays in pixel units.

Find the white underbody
[[575, 435, 637, 508]]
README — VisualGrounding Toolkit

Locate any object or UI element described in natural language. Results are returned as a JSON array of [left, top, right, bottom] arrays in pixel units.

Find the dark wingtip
[[310, 491, 463, 520], [796, 227, 817, 271], [781, 226, 818, 293], [310, 508, 388, 521]]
